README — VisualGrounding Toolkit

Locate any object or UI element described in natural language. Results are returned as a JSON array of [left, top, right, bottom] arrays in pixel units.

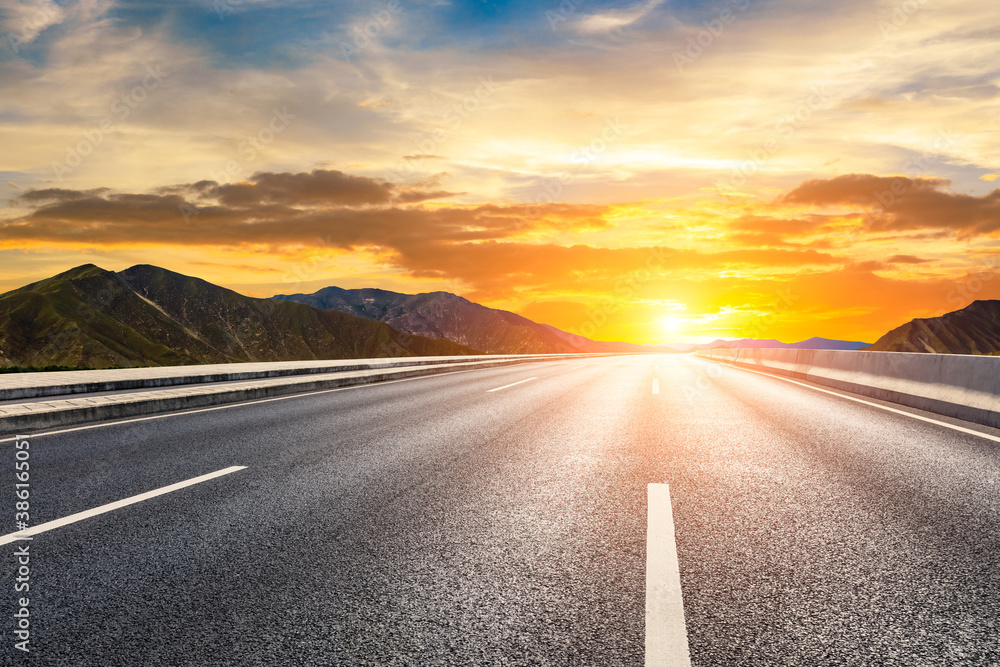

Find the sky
[[1, 0, 999, 345]]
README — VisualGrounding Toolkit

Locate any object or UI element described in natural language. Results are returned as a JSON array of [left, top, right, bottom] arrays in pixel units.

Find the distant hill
[[272, 286, 649, 355], [784, 336, 871, 350], [867, 300, 1000, 354], [0, 265, 476, 369], [670, 337, 870, 352]]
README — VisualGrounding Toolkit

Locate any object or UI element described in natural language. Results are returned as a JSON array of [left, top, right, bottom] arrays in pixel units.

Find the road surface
[[2, 355, 999, 665]]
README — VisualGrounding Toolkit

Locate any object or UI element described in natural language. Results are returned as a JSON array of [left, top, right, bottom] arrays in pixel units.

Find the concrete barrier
[[696, 348, 1000, 429], [0, 354, 612, 402], [0, 354, 616, 433]]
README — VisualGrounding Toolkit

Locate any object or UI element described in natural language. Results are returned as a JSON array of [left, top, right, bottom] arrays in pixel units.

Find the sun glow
[[661, 316, 684, 335]]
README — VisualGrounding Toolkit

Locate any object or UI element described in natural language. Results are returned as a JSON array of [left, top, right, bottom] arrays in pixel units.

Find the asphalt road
[[3, 355, 999, 665]]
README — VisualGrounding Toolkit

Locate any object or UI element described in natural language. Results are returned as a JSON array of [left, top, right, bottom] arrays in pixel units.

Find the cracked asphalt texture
[[3, 355, 999, 665]]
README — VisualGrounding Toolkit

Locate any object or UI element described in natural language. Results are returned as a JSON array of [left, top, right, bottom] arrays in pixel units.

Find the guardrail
[[0, 354, 615, 402], [0, 354, 617, 432], [696, 348, 1000, 429]]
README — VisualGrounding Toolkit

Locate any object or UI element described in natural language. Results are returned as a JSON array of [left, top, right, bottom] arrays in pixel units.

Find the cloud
[[782, 174, 950, 206], [383, 242, 839, 298], [886, 73, 1000, 101], [201, 170, 399, 207], [26, 168, 458, 213], [0, 0, 65, 46], [886, 254, 928, 264], [727, 215, 827, 240], [5, 170, 610, 253], [782, 173, 1000, 235], [15, 187, 111, 203], [574, 0, 664, 33]]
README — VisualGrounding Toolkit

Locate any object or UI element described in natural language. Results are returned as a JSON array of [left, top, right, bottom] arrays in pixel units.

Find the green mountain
[[867, 300, 1000, 354], [0, 264, 477, 369]]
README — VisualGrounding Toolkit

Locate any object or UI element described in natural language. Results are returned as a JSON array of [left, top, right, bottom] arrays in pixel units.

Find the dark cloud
[[781, 173, 1000, 235], [886, 254, 928, 264], [5, 172, 614, 294], [782, 174, 950, 206], [15, 187, 111, 203], [214, 170, 391, 206], [185, 169, 459, 207]]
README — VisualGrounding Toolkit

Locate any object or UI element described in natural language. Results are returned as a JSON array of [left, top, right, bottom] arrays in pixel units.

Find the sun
[[661, 316, 684, 335]]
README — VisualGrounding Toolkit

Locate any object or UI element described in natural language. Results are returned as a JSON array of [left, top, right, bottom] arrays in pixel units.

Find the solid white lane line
[[486, 377, 538, 392], [709, 360, 1000, 445], [0, 466, 247, 545], [572, 364, 588, 369], [646, 484, 692, 667], [652, 379, 661, 395]]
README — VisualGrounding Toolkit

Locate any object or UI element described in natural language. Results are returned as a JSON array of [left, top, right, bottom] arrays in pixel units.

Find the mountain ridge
[[0, 265, 477, 369], [273, 285, 601, 355]]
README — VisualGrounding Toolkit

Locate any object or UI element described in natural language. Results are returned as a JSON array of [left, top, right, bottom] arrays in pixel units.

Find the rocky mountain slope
[[867, 300, 1000, 354], [0, 265, 476, 369], [273, 286, 630, 354]]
